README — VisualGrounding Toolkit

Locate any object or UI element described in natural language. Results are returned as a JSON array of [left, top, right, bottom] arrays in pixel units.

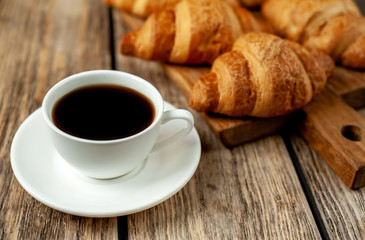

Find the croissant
[[189, 32, 334, 118], [120, 0, 272, 64], [262, 0, 365, 69], [103, 0, 240, 18]]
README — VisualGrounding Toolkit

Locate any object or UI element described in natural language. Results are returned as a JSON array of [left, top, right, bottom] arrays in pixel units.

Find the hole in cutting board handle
[[341, 125, 362, 141]]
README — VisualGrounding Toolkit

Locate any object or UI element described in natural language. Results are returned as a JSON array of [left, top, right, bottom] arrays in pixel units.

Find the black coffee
[[52, 84, 155, 140]]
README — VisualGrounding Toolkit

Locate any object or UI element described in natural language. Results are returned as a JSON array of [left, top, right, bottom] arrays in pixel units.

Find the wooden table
[[1, 0, 364, 239]]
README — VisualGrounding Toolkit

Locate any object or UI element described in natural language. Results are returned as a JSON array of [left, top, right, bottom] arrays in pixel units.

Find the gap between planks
[[108, 7, 129, 240], [282, 133, 330, 240]]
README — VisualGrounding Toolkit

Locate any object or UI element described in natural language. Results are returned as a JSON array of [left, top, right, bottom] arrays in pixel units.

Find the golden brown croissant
[[189, 32, 334, 117], [120, 0, 272, 64], [262, 0, 365, 69], [104, 0, 240, 18]]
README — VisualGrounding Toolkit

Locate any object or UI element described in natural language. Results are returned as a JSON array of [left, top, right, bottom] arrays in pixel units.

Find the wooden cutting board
[[119, 12, 365, 189]]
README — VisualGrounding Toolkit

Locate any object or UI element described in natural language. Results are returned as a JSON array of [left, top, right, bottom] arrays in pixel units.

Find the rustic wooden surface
[[1, 0, 365, 240], [0, 0, 118, 239], [288, 107, 365, 240], [299, 89, 365, 189]]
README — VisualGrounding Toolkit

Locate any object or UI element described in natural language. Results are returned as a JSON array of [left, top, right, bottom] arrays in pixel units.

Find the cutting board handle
[[298, 88, 365, 189]]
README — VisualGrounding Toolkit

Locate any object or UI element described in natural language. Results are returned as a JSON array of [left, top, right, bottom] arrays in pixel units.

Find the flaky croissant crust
[[262, 0, 365, 69], [120, 0, 272, 64], [189, 33, 334, 118]]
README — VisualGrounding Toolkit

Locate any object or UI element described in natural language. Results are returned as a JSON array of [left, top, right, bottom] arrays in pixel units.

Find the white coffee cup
[[42, 70, 194, 179]]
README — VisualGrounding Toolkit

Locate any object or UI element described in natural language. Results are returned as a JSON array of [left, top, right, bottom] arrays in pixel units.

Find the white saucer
[[11, 102, 201, 217]]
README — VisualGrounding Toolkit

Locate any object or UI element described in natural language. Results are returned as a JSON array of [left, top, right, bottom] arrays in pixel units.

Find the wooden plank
[[298, 89, 365, 189], [0, 0, 117, 238], [287, 107, 365, 239], [128, 137, 323, 239], [113, 8, 323, 239]]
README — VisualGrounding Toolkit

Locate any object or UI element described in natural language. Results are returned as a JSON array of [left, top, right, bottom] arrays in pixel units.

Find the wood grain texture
[[288, 107, 365, 239], [0, 0, 117, 238], [113, 8, 323, 240], [128, 137, 323, 239], [298, 89, 365, 189]]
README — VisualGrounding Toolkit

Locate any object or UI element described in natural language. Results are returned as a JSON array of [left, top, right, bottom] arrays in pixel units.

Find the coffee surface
[[52, 84, 155, 140]]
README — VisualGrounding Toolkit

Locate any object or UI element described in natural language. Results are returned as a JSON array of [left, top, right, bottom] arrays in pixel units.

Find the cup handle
[[151, 109, 194, 152]]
